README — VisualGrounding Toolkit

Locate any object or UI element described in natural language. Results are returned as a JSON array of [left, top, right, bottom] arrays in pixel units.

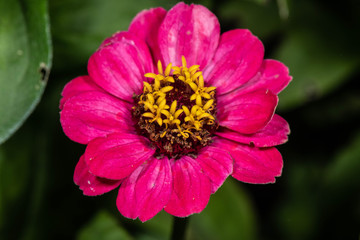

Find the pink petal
[[88, 31, 154, 102], [239, 59, 292, 95], [74, 155, 121, 196], [60, 76, 102, 110], [60, 91, 134, 144], [203, 29, 264, 95], [158, 2, 220, 68], [218, 89, 278, 134], [215, 139, 283, 184], [128, 7, 167, 64], [196, 146, 233, 193], [116, 157, 172, 222], [84, 133, 155, 180], [216, 114, 290, 147], [164, 157, 211, 217]]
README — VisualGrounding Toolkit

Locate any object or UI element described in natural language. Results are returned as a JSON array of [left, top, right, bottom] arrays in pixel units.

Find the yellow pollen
[[139, 56, 217, 139]]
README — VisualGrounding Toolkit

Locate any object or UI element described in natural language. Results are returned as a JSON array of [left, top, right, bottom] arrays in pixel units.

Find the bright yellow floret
[[139, 56, 217, 138]]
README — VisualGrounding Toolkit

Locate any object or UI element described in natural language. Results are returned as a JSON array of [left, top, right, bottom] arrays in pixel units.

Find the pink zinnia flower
[[60, 2, 291, 222]]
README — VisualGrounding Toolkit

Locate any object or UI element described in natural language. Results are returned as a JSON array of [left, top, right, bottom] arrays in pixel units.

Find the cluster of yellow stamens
[[132, 56, 218, 158], [136, 56, 217, 141]]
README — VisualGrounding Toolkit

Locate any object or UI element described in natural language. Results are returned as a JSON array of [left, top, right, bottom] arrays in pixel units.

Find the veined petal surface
[[158, 2, 220, 68], [218, 89, 278, 134], [216, 114, 290, 147], [85, 133, 155, 180], [165, 157, 211, 217], [128, 7, 167, 64], [215, 139, 283, 184], [197, 145, 233, 193], [239, 59, 292, 94], [74, 155, 121, 196], [116, 157, 172, 222], [204, 29, 264, 95], [88, 32, 154, 102], [60, 91, 134, 144]]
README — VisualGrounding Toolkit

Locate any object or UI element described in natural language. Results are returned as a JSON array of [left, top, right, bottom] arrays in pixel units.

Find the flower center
[[132, 56, 218, 159]]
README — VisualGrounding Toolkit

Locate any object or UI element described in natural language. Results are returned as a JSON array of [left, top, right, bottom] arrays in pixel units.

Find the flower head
[[60, 2, 291, 222]]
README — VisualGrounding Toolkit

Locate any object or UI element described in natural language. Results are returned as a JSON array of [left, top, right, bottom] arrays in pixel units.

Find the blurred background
[[1, 0, 360, 239]]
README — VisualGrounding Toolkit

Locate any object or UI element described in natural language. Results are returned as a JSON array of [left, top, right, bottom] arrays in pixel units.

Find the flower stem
[[171, 217, 189, 240]]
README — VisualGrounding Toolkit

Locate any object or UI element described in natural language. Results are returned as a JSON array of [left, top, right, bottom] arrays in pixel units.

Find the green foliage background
[[1, 0, 359, 239]]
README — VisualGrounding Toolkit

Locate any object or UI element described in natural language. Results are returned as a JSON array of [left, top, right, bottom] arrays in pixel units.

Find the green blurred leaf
[[0, 134, 32, 233], [325, 130, 360, 194], [77, 210, 133, 240], [189, 179, 257, 240], [0, 143, 31, 207], [0, 148, 4, 228], [0, 0, 52, 144], [135, 210, 172, 240], [300, 89, 360, 127], [275, 29, 358, 110], [276, 0, 289, 19], [275, 162, 321, 240], [50, 0, 179, 71], [219, 0, 283, 39], [0, 123, 47, 240], [50, 0, 215, 71]]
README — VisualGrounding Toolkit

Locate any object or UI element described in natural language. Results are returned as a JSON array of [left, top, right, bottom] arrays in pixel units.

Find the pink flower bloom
[[60, 2, 291, 222]]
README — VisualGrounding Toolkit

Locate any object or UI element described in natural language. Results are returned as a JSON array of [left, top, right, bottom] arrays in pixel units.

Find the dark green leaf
[[0, 0, 52, 144], [76, 210, 133, 240], [136, 210, 172, 240], [50, 0, 179, 71], [0, 124, 48, 240], [218, 0, 283, 39], [324, 130, 360, 195], [274, 162, 321, 240], [189, 179, 257, 240], [275, 30, 358, 110]]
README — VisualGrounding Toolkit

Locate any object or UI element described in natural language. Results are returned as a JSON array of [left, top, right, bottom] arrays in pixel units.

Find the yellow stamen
[[189, 82, 198, 92], [143, 82, 152, 93], [156, 95, 165, 105], [203, 99, 214, 111], [189, 65, 200, 72], [205, 87, 216, 92], [182, 106, 190, 116], [181, 56, 187, 68], [141, 56, 217, 138], [142, 102, 155, 113], [160, 100, 184, 135], [191, 105, 200, 116], [164, 63, 172, 76], [154, 79, 160, 90], [157, 60, 163, 75], [160, 131, 167, 138], [142, 112, 155, 118], [192, 72, 202, 81], [167, 76, 175, 83], [147, 94, 155, 104], [196, 95, 202, 106], [170, 101, 177, 114], [156, 118, 163, 126], [160, 86, 173, 93], [172, 66, 181, 74], [174, 109, 183, 119], [144, 73, 157, 79], [198, 113, 215, 120]]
